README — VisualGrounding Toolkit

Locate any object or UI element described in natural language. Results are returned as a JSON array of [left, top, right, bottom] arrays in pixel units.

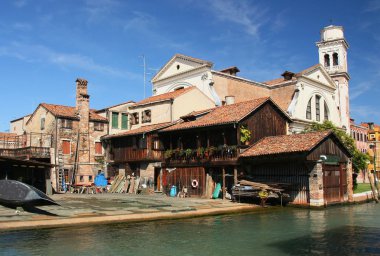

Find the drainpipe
[[55, 116, 58, 192], [170, 99, 174, 122]]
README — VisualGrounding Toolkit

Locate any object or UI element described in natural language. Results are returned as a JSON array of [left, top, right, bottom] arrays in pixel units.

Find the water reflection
[[270, 226, 380, 255], [1, 203, 379, 256]]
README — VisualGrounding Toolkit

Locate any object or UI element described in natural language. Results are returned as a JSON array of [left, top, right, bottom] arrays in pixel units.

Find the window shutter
[[121, 113, 128, 130], [112, 112, 119, 128], [95, 142, 102, 154], [62, 140, 71, 154]]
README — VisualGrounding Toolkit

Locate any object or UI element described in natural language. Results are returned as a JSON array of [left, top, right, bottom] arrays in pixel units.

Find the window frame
[[111, 112, 119, 129]]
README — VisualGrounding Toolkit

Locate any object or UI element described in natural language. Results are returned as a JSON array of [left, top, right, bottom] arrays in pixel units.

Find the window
[[89, 176, 93, 182], [95, 142, 102, 155], [62, 140, 71, 155], [40, 117, 45, 130], [112, 112, 119, 129], [306, 98, 312, 120], [324, 101, 329, 120], [315, 96, 321, 121], [333, 53, 339, 66], [131, 112, 139, 125], [324, 54, 330, 67], [62, 119, 73, 129], [121, 113, 128, 130], [142, 110, 151, 123], [138, 136, 147, 149], [94, 122, 104, 131], [79, 176, 84, 182]]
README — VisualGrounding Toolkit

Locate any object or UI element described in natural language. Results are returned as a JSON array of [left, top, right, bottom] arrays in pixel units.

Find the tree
[[303, 120, 370, 173]]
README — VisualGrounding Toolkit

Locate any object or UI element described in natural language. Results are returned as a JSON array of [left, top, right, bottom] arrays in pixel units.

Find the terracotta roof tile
[[240, 130, 332, 157], [0, 132, 17, 139], [131, 87, 195, 107], [263, 64, 321, 86], [104, 122, 174, 139], [41, 103, 107, 122], [161, 97, 271, 132]]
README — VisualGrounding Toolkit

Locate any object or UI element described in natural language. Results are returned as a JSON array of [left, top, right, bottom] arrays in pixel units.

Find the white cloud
[[350, 82, 374, 100], [124, 11, 156, 31], [83, 0, 121, 23], [13, 0, 28, 8], [364, 0, 380, 12], [12, 22, 32, 31], [205, 0, 267, 38], [350, 103, 380, 123], [0, 42, 139, 79]]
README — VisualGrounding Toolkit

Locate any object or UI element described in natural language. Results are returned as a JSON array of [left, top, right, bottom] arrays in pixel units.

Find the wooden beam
[[222, 167, 226, 200], [234, 167, 238, 186]]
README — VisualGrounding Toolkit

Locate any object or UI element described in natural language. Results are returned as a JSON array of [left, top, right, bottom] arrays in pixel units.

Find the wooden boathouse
[[240, 130, 353, 206], [158, 97, 291, 198]]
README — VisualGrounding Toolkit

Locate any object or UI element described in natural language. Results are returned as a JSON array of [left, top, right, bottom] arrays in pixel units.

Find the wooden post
[[234, 167, 238, 186], [222, 167, 226, 200]]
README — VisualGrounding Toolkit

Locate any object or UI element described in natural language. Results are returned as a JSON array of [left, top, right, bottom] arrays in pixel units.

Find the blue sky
[[0, 0, 379, 132]]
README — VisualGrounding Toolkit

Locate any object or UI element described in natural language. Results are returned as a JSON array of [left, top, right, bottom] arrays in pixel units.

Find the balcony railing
[[163, 146, 239, 164], [0, 146, 51, 159], [111, 148, 163, 162]]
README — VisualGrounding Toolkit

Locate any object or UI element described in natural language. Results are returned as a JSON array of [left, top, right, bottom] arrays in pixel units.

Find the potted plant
[[164, 149, 173, 159], [185, 148, 193, 159], [207, 146, 216, 157], [197, 147, 205, 158], [240, 125, 251, 145]]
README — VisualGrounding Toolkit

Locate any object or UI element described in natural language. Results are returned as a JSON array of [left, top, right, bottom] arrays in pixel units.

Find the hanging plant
[[185, 148, 193, 159], [164, 149, 173, 159], [240, 125, 251, 145]]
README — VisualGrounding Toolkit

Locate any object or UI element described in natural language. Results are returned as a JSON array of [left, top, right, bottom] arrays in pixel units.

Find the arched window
[[324, 101, 329, 120], [306, 98, 312, 120], [324, 54, 330, 67], [315, 95, 321, 121], [333, 53, 339, 66]]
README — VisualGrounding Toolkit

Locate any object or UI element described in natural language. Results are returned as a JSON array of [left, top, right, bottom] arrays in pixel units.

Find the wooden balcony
[[111, 148, 164, 163], [163, 146, 239, 167], [0, 147, 51, 159]]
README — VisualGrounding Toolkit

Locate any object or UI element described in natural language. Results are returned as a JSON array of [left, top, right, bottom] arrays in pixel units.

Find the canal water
[[1, 203, 379, 256]]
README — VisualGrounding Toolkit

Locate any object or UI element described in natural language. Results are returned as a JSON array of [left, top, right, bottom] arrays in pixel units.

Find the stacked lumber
[[108, 174, 141, 194]]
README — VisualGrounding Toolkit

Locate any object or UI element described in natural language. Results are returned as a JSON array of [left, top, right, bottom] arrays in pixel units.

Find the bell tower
[[316, 25, 350, 132]]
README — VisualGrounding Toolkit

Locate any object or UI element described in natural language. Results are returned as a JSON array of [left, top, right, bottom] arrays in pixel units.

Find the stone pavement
[[0, 193, 259, 230]]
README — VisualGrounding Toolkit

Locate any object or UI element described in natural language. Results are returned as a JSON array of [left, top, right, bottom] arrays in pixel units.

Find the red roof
[[0, 132, 18, 141], [264, 64, 321, 86], [41, 103, 107, 122], [240, 130, 332, 157], [161, 97, 283, 132], [131, 87, 196, 107], [103, 122, 174, 139]]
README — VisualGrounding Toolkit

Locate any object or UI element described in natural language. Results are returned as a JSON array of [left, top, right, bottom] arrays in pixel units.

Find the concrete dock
[[0, 193, 259, 231]]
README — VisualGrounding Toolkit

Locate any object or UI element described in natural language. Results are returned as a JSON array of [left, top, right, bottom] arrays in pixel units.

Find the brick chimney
[[75, 78, 92, 184]]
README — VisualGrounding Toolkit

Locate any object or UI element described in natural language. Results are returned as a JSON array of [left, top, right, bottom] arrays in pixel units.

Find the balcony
[[111, 148, 163, 162], [163, 145, 239, 167], [0, 146, 51, 159]]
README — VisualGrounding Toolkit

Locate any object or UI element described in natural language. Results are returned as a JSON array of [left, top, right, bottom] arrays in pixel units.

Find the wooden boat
[[0, 179, 59, 209]]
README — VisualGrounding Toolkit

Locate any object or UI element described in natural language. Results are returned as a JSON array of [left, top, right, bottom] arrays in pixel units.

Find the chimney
[[281, 71, 295, 81], [220, 66, 240, 76], [368, 122, 374, 130], [75, 78, 90, 128], [225, 96, 235, 105]]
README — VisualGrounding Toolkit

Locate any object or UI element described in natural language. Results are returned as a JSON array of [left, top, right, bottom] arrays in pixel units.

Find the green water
[[1, 203, 380, 256]]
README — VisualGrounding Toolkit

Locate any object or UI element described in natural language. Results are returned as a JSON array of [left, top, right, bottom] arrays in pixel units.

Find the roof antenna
[[139, 55, 159, 98]]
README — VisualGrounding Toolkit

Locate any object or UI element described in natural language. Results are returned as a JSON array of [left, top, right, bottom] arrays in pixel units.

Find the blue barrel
[[169, 185, 177, 197]]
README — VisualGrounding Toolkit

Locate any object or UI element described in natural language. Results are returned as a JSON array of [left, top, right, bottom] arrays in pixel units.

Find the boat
[[0, 179, 60, 209]]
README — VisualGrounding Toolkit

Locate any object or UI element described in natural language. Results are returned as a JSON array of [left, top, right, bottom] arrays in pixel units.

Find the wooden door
[[323, 164, 344, 204]]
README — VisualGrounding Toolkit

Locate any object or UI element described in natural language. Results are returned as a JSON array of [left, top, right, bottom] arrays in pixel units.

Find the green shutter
[[121, 113, 128, 130], [112, 112, 119, 129]]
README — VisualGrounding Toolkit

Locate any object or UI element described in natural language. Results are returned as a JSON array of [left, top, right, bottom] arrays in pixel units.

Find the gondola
[[0, 179, 59, 209]]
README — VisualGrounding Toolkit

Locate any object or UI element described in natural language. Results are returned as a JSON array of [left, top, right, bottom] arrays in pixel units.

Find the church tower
[[316, 25, 350, 132]]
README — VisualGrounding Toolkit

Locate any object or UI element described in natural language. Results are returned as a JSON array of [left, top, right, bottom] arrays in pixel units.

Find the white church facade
[[151, 25, 350, 134]]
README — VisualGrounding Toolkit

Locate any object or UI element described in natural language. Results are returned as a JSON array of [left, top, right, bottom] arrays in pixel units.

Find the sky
[[0, 0, 379, 132]]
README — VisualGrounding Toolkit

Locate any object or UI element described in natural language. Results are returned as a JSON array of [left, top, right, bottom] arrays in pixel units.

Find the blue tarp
[[94, 173, 107, 187]]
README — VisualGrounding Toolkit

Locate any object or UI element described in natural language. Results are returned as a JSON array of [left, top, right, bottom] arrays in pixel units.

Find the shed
[[239, 131, 353, 206]]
